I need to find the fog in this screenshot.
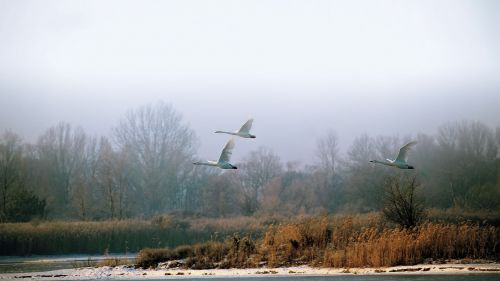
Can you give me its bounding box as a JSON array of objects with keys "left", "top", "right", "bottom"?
[{"left": 1, "top": 0, "right": 499, "bottom": 163}]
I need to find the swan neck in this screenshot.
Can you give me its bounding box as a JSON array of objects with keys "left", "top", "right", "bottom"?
[
  {"left": 194, "top": 161, "right": 217, "bottom": 166},
  {"left": 371, "top": 160, "right": 392, "bottom": 166},
  {"left": 215, "top": 131, "right": 235, "bottom": 135}
]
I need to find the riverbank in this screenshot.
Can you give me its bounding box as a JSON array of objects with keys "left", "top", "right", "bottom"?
[
  {"left": 135, "top": 219, "right": 499, "bottom": 269},
  {"left": 1, "top": 263, "right": 500, "bottom": 280}
]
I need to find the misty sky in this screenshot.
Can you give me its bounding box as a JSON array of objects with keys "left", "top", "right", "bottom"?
[{"left": 1, "top": 0, "right": 499, "bottom": 164}]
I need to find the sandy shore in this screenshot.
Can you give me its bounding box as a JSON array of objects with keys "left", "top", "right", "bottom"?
[{"left": 1, "top": 263, "right": 499, "bottom": 280}]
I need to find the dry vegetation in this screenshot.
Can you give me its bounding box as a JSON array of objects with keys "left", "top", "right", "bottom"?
[
  {"left": 136, "top": 236, "right": 258, "bottom": 269},
  {"left": 96, "top": 257, "right": 133, "bottom": 267},
  {"left": 427, "top": 208, "right": 500, "bottom": 225},
  {"left": 0, "top": 216, "right": 268, "bottom": 255},
  {"left": 2, "top": 212, "right": 498, "bottom": 269},
  {"left": 321, "top": 221, "right": 498, "bottom": 267},
  {"left": 136, "top": 214, "right": 499, "bottom": 269}
]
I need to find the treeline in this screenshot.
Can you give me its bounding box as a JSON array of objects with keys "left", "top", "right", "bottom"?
[{"left": 1, "top": 102, "right": 499, "bottom": 222}]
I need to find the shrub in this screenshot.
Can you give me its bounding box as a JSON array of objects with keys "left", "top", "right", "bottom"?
[
  {"left": 382, "top": 175, "right": 426, "bottom": 228},
  {"left": 136, "top": 248, "right": 173, "bottom": 268}
]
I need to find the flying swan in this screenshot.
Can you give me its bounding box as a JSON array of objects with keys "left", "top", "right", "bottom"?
[
  {"left": 193, "top": 138, "right": 238, "bottom": 169},
  {"left": 369, "top": 141, "right": 417, "bottom": 169},
  {"left": 215, "top": 118, "right": 256, "bottom": 138}
]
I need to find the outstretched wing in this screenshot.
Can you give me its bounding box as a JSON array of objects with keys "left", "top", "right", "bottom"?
[
  {"left": 218, "top": 138, "right": 236, "bottom": 163},
  {"left": 395, "top": 141, "right": 417, "bottom": 163},
  {"left": 237, "top": 118, "right": 253, "bottom": 134}
]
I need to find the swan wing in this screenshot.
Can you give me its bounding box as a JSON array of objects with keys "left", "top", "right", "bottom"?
[
  {"left": 395, "top": 141, "right": 417, "bottom": 163},
  {"left": 237, "top": 118, "right": 253, "bottom": 134},
  {"left": 218, "top": 138, "right": 236, "bottom": 163}
]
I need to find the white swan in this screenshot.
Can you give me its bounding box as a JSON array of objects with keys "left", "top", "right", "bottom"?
[
  {"left": 215, "top": 118, "right": 256, "bottom": 138},
  {"left": 370, "top": 141, "right": 417, "bottom": 169},
  {"left": 193, "top": 138, "right": 238, "bottom": 169}
]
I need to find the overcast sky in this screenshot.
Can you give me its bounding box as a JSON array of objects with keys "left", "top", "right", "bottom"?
[{"left": 1, "top": 0, "right": 499, "bottom": 163}]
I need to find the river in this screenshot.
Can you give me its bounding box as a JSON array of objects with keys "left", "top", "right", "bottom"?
[
  {"left": 0, "top": 256, "right": 499, "bottom": 281},
  {"left": 0, "top": 254, "right": 136, "bottom": 273}
]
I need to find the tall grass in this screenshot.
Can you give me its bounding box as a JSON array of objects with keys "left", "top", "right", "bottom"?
[
  {"left": 427, "top": 208, "right": 500, "bottom": 225},
  {"left": 323, "top": 222, "right": 498, "bottom": 267},
  {"left": 263, "top": 216, "right": 499, "bottom": 268},
  {"left": 136, "top": 214, "right": 499, "bottom": 269},
  {"left": 2, "top": 212, "right": 498, "bottom": 268},
  {"left": 0, "top": 216, "right": 267, "bottom": 255}
]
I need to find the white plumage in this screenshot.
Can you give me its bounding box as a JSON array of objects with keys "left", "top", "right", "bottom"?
[
  {"left": 193, "top": 138, "right": 238, "bottom": 169},
  {"left": 215, "top": 118, "right": 256, "bottom": 139},
  {"left": 370, "top": 141, "right": 417, "bottom": 169}
]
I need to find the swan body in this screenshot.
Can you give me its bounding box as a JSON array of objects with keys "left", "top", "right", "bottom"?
[
  {"left": 215, "top": 118, "right": 256, "bottom": 138},
  {"left": 193, "top": 138, "right": 237, "bottom": 169},
  {"left": 369, "top": 141, "right": 417, "bottom": 169}
]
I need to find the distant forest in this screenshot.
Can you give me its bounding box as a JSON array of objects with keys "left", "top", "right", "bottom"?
[{"left": 1, "top": 102, "right": 499, "bottom": 222}]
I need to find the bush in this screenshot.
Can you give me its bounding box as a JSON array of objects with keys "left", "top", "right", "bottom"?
[
  {"left": 4, "top": 188, "right": 45, "bottom": 222},
  {"left": 135, "top": 235, "right": 258, "bottom": 269},
  {"left": 136, "top": 248, "right": 174, "bottom": 268},
  {"left": 383, "top": 175, "right": 426, "bottom": 228}
]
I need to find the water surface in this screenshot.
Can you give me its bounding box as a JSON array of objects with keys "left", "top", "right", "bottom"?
[
  {"left": 0, "top": 254, "right": 135, "bottom": 273},
  {"left": 1, "top": 256, "right": 499, "bottom": 281},
  {"left": 148, "top": 276, "right": 500, "bottom": 281}
]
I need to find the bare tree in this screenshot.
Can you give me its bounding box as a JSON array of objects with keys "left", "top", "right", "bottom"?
[
  {"left": 36, "top": 122, "right": 87, "bottom": 216},
  {"left": 314, "top": 131, "right": 340, "bottom": 211},
  {"left": 95, "top": 137, "right": 118, "bottom": 219},
  {"left": 93, "top": 137, "right": 135, "bottom": 219},
  {"left": 114, "top": 146, "right": 135, "bottom": 219},
  {"left": 0, "top": 131, "right": 23, "bottom": 220},
  {"left": 71, "top": 135, "right": 100, "bottom": 220},
  {"left": 237, "top": 147, "right": 283, "bottom": 215},
  {"left": 496, "top": 126, "right": 500, "bottom": 152},
  {"left": 113, "top": 102, "right": 197, "bottom": 215},
  {"left": 201, "top": 173, "right": 240, "bottom": 217},
  {"left": 382, "top": 175, "right": 425, "bottom": 228},
  {"left": 316, "top": 131, "right": 339, "bottom": 176},
  {"left": 436, "top": 121, "right": 497, "bottom": 208},
  {"left": 343, "top": 135, "right": 387, "bottom": 211},
  {"left": 261, "top": 170, "right": 323, "bottom": 216},
  {"left": 260, "top": 177, "right": 283, "bottom": 215}
]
